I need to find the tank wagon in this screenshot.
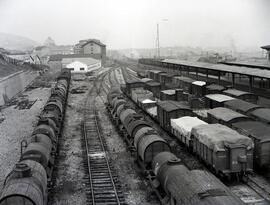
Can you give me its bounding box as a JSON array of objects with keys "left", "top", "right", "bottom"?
[
  {"left": 151, "top": 152, "right": 245, "bottom": 205},
  {"left": 107, "top": 87, "right": 246, "bottom": 205},
  {"left": 0, "top": 69, "right": 71, "bottom": 205}
]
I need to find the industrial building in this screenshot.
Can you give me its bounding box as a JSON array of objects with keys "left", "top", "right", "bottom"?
[
  {"left": 74, "top": 39, "right": 106, "bottom": 65},
  {"left": 48, "top": 54, "right": 101, "bottom": 73}
]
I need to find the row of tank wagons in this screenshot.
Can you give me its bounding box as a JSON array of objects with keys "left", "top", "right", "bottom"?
[
  {"left": 0, "top": 69, "right": 71, "bottom": 205},
  {"left": 106, "top": 87, "right": 245, "bottom": 205}
]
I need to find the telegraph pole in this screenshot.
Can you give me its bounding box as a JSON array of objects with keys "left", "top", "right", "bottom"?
[{"left": 156, "top": 23, "right": 160, "bottom": 59}]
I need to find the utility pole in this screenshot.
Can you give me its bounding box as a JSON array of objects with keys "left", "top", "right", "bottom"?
[{"left": 156, "top": 23, "right": 160, "bottom": 59}]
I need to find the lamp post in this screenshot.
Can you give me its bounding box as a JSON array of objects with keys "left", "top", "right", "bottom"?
[{"left": 156, "top": 19, "right": 168, "bottom": 59}]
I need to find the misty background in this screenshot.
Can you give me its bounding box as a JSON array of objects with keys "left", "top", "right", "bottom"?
[{"left": 0, "top": 0, "right": 269, "bottom": 52}]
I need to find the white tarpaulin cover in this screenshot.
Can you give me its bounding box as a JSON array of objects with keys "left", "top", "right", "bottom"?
[
  {"left": 142, "top": 99, "right": 156, "bottom": 104},
  {"left": 171, "top": 116, "right": 207, "bottom": 141},
  {"left": 191, "top": 124, "right": 254, "bottom": 151}
]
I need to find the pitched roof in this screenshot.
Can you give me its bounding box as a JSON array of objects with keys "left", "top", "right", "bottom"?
[
  {"left": 261, "top": 45, "right": 270, "bottom": 50},
  {"left": 157, "top": 100, "right": 190, "bottom": 112},
  {"left": 207, "top": 107, "right": 249, "bottom": 122},
  {"left": 205, "top": 94, "right": 235, "bottom": 103},
  {"left": 81, "top": 39, "right": 106, "bottom": 47}
]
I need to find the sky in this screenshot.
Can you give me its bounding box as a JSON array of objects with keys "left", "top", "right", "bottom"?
[{"left": 0, "top": 0, "right": 270, "bottom": 50}]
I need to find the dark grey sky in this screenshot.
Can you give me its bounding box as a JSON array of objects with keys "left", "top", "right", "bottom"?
[{"left": 0, "top": 0, "right": 269, "bottom": 49}]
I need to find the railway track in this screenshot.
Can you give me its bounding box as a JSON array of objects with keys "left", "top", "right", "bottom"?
[
  {"left": 117, "top": 66, "right": 270, "bottom": 205},
  {"left": 82, "top": 72, "right": 126, "bottom": 205}
]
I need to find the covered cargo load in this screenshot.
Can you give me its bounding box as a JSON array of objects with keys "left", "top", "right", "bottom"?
[
  {"left": 171, "top": 116, "right": 207, "bottom": 147},
  {"left": 191, "top": 124, "right": 253, "bottom": 174}
]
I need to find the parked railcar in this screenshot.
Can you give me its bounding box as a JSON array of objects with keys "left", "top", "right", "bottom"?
[
  {"left": 152, "top": 152, "right": 245, "bottom": 205},
  {"left": 207, "top": 107, "right": 250, "bottom": 126},
  {"left": 224, "top": 99, "right": 262, "bottom": 115},
  {"left": 232, "top": 120, "right": 270, "bottom": 167},
  {"left": 223, "top": 89, "right": 258, "bottom": 104},
  {"left": 250, "top": 108, "right": 270, "bottom": 125},
  {"left": 0, "top": 69, "right": 71, "bottom": 205},
  {"left": 191, "top": 124, "right": 254, "bottom": 176},
  {"left": 171, "top": 116, "right": 207, "bottom": 148}
]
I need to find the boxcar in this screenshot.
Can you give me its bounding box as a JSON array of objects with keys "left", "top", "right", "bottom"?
[
  {"left": 224, "top": 99, "right": 262, "bottom": 115},
  {"left": 250, "top": 108, "right": 270, "bottom": 125},
  {"left": 191, "top": 81, "right": 207, "bottom": 97},
  {"left": 145, "top": 81, "right": 161, "bottom": 98},
  {"left": 206, "top": 84, "right": 225, "bottom": 94},
  {"left": 191, "top": 124, "right": 253, "bottom": 175},
  {"left": 205, "top": 94, "right": 235, "bottom": 109},
  {"left": 223, "top": 89, "right": 258, "bottom": 104},
  {"left": 232, "top": 120, "right": 270, "bottom": 167},
  {"left": 157, "top": 100, "right": 193, "bottom": 131},
  {"left": 207, "top": 107, "right": 250, "bottom": 127},
  {"left": 160, "top": 89, "right": 176, "bottom": 101}
]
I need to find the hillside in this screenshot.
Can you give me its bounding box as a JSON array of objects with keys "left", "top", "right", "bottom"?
[{"left": 0, "top": 33, "right": 40, "bottom": 51}]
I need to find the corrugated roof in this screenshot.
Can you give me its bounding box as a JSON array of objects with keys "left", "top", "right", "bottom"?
[
  {"left": 224, "top": 99, "right": 262, "bottom": 113},
  {"left": 157, "top": 100, "right": 190, "bottom": 112},
  {"left": 205, "top": 94, "right": 235, "bottom": 103},
  {"left": 232, "top": 120, "right": 270, "bottom": 141},
  {"left": 207, "top": 107, "right": 249, "bottom": 122},
  {"left": 162, "top": 59, "right": 270, "bottom": 79},
  {"left": 223, "top": 89, "right": 251, "bottom": 97}
]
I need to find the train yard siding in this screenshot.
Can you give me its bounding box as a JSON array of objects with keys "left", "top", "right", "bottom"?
[
  {"left": 0, "top": 86, "right": 51, "bottom": 188},
  {"left": 0, "top": 70, "right": 39, "bottom": 106}
]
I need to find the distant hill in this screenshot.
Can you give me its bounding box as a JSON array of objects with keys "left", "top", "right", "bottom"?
[{"left": 0, "top": 33, "right": 40, "bottom": 51}]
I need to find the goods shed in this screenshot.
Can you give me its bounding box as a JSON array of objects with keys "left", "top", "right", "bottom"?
[
  {"left": 232, "top": 120, "right": 270, "bottom": 167},
  {"left": 205, "top": 94, "right": 235, "bottom": 108},
  {"left": 224, "top": 99, "right": 262, "bottom": 114},
  {"left": 157, "top": 100, "right": 193, "bottom": 131},
  {"left": 207, "top": 107, "right": 250, "bottom": 126}
]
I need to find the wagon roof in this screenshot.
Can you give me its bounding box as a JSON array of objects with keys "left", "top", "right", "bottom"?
[
  {"left": 207, "top": 107, "right": 249, "bottom": 122},
  {"left": 232, "top": 120, "right": 270, "bottom": 141},
  {"left": 250, "top": 108, "right": 270, "bottom": 123},
  {"left": 157, "top": 100, "right": 190, "bottom": 112},
  {"left": 191, "top": 124, "right": 253, "bottom": 151},
  {"left": 224, "top": 99, "right": 262, "bottom": 113},
  {"left": 205, "top": 94, "right": 235, "bottom": 103},
  {"left": 175, "top": 76, "right": 195, "bottom": 83},
  {"left": 145, "top": 81, "right": 161, "bottom": 86},
  {"left": 192, "top": 81, "right": 206, "bottom": 86},
  {"left": 206, "top": 84, "right": 225, "bottom": 91},
  {"left": 171, "top": 116, "right": 207, "bottom": 139},
  {"left": 149, "top": 70, "right": 165, "bottom": 74},
  {"left": 161, "top": 89, "right": 176, "bottom": 95},
  {"left": 140, "top": 78, "right": 153, "bottom": 83},
  {"left": 223, "top": 89, "right": 252, "bottom": 97}
]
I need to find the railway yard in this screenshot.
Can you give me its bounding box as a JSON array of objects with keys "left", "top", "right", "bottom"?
[{"left": 2, "top": 62, "right": 270, "bottom": 205}]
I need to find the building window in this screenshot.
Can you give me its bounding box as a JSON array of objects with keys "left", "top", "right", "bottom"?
[{"left": 80, "top": 67, "right": 85, "bottom": 71}]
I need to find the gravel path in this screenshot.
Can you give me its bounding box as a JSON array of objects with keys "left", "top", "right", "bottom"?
[
  {"left": 0, "top": 87, "right": 50, "bottom": 188},
  {"left": 49, "top": 75, "right": 89, "bottom": 205}
]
